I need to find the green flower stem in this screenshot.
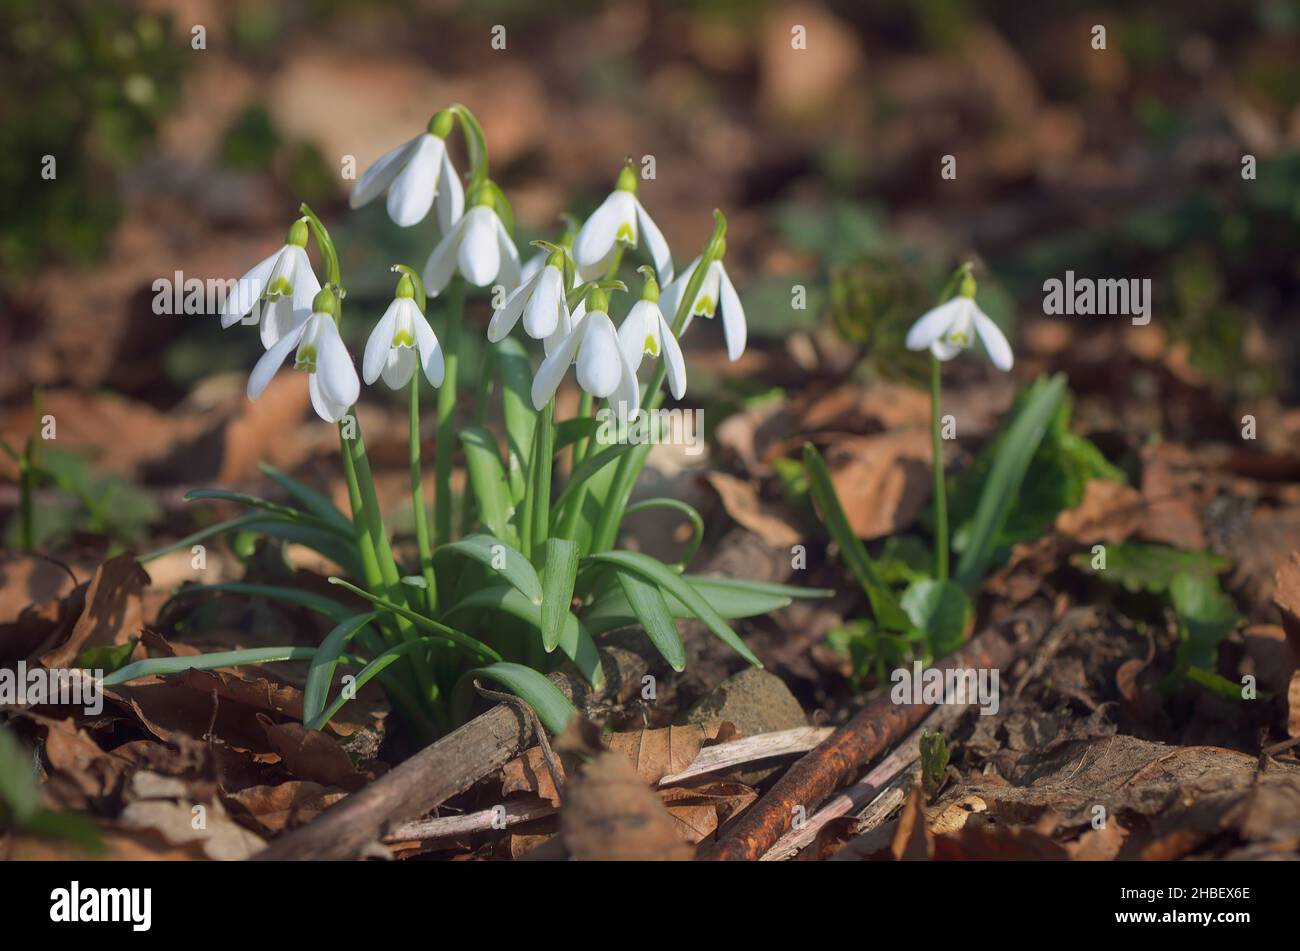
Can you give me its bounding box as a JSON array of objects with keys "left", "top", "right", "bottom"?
[
  {"left": 410, "top": 379, "right": 437, "bottom": 613},
  {"left": 520, "top": 399, "right": 556, "bottom": 558},
  {"left": 571, "top": 391, "right": 594, "bottom": 465},
  {"left": 930, "top": 353, "right": 949, "bottom": 582},
  {"left": 435, "top": 277, "right": 464, "bottom": 546}
]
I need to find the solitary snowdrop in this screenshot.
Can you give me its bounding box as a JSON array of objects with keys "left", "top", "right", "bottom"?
[
  {"left": 904, "top": 275, "right": 1013, "bottom": 371},
  {"left": 487, "top": 248, "right": 571, "bottom": 344},
  {"left": 661, "top": 253, "right": 746, "bottom": 362},
  {"left": 220, "top": 218, "right": 321, "bottom": 349},
  {"left": 574, "top": 166, "right": 672, "bottom": 284},
  {"left": 349, "top": 112, "right": 464, "bottom": 231},
  {"left": 423, "top": 193, "right": 520, "bottom": 295},
  {"left": 363, "top": 275, "right": 445, "bottom": 390},
  {"left": 248, "top": 289, "right": 359, "bottom": 423},
  {"left": 618, "top": 269, "right": 686, "bottom": 399},
  {"left": 531, "top": 289, "right": 639, "bottom": 413}
]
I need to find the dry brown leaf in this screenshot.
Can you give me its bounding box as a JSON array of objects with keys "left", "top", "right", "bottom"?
[
  {"left": 119, "top": 797, "right": 265, "bottom": 861},
  {"left": 501, "top": 745, "right": 566, "bottom": 807},
  {"left": 40, "top": 553, "right": 149, "bottom": 669},
  {"left": 658, "top": 780, "right": 757, "bottom": 844},
  {"left": 257, "top": 716, "right": 368, "bottom": 791},
  {"left": 605, "top": 721, "right": 730, "bottom": 785},
  {"left": 1139, "top": 445, "right": 1206, "bottom": 550},
  {"left": 1289, "top": 671, "right": 1300, "bottom": 739},
  {"left": 1274, "top": 552, "right": 1300, "bottom": 648},
  {"left": 1054, "top": 479, "right": 1143, "bottom": 544},
  {"left": 224, "top": 781, "right": 348, "bottom": 836},
  {"left": 704, "top": 472, "right": 802, "bottom": 547},
  {"left": 559, "top": 751, "right": 693, "bottom": 860},
  {"left": 1066, "top": 818, "right": 1129, "bottom": 861},
  {"left": 890, "top": 786, "right": 933, "bottom": 860},
  {"left": 822, "top": 430, "right": 932, "bottom": 539}
]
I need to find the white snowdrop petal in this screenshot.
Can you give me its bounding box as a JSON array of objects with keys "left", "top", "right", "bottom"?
[
  {"left": 435, "top": 148, "right": 465, "bottom": 236},
  {"left": 247, "top": 320, "right": 306, "bottom": 400},
  {"left": 315, "top": 318, "right": 360, "bottom": 409},
  {"left": 221, "top": 249, "right": 279, "bottom": 327},
  {"left": 635, "top": 199, "right": 673, "bottom": 284},
  {"left": 658, "top": 311, "right": 687, "bottom": 399},
  {"left": 309, "top": 373, "right": 350, "bottom": 423},
  {"left": 612, "top": 341, "right": 641, "bottom": 418},
  {"left": 459, "top": 207, "right": 500, "bottom": 287},
  {"left": 386, "top": 134, "right": 440, "bottom": 227},
  {"left": 381, "top": 347, "right": 418, "bottom": 390},
  {"left": 617, "top": 300, "right": 655, "bottom": 373},
  {"left": 350, "top": 135, "right": 419, "bottom": 209},
  {"left": 574, "top": 191, "right": 633, "bottom": 271},
  {"left": 532, "top": 322, "right": 584, "bottom": 409},
  {"left": 494, "top": 214, "right": 521, "bottom": 292},
  {"left": 973, "top": 308, "right": 1014, "bottom": 371},
  {"left": 906, "top": 298, "right": 964, "bottom": 350},
  {"left": 363, "top": 299, "right": 402, "bottom": 385},
  {"left": 423, "top": 215, "right": 468, "bottom": 296},
  {"left": 576, "top": 312, "right": 623, "bottom": 399},
  {"left": 522, "top": 266, "right": 563, "bottom": 339},
  {"left": 413, "top": 306, "right": 445, "bottom": 387},
  {"left": 717, "top": 263, "right": 746, "bottom": 362},
  {"left": 487, "top": 269, "right": 542, "bottom": 342},
  {"left": 930, "top": 338, "right": 963, "bottom": 361}
]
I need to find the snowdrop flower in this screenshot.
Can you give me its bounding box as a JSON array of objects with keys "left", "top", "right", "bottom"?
[
  {"left": 574, "top": 166, "right": 672, "bottom": 284},
  {"left": 661, "top": 252, "right": 746, "bottom": 362},
  {"left": 247, "top": 289, "right": 359, "bottom": 423},
  {"left": 220, "top": 218, "right": 321, "bottom": 349},
  {"left": 618, "top": 269, "right": 686, "bottom": 399},
  {"left": 362, "top": 274, "right": 445, "bottom": 390},
  {"left": 487, "top": 248, "right": 569, "bottom": 344},
  {"left": 349, "top": 112, "right": 464, "bottom": 231},
  {"left": 904, "top": 275, "right": 1012, "bottom": 371},
  {"left": 531, "top": 289, "right": 639, "bottom": 413},
  {"left": 422, "top": 191, "right": 520, "bottom": 295}
]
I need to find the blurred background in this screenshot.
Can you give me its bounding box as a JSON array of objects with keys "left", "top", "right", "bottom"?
[{"left": 2, "top": 0, "right": 1298, "bottom": 557}]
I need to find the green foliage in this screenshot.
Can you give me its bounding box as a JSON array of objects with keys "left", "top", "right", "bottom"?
[
  {"left": 900, "top": 579, "right": 972, "bottom": 658},
  {"left": 919, "top": 731, "right": 950, "bottom": 799},
  {"left": 1070, "top": 542, "right": 1228, "bottom": 594},
  {"left": 1170, "top": 573, "right": 1239, "bottom": 674}
]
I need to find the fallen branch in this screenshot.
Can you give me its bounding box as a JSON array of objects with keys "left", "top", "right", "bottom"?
[
  {"left": 759, "top": 703, "right": 965, "bottom": 860},
  {"left": 385, "top": 799, "right": 556, "bottom": 844},
  {"left": 701, "top": 600, "right": 1051, "bottom": 861}
]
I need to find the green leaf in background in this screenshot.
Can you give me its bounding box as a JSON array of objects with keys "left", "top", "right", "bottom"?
[
  {"left": 457, "top": 432, "right": 518, "bottom": 545},
  {"left": 1170, "top": 572, "right": 1239, "bottom": 672},
  {"left": 900, "top": 578, "right": 972, "bottom": 657},
  {"left": 453, "top": 662, "right": 577, "bottom": 736},
  {"left": 919, "top": 730, "right": 950, "bottom": 798},
  {"left": 104, "top": 646, "right": 317, "bottom": 687},
  {"left": 258, "top": 462, "right": 352, "bottom": 533},
  {"left": 496, "top": 337, "right": 536, "bottom": 502},
  {"left": 954, "top": 374, "right": 1069, "bottom": 590},
  {"left": 803, "top": 443, "right": 911, "bottom": 632},
  {"left": 74, "top": 637, "right": 138, "bottom": 675},
  {"left": 1070, "top": 542, "right": 1228, "bottom": 594},
  {"left": 166, "top": 582, "right": 353, "bottom": 622},
  {"left": 0, "top": 724, "right": 39, "bottom": 825},
  {"left": 438, "top": 534, "right": 541, "bottom": 604},
  {"left": 304, "top": 613, "right": 376, "bottom": 728}
]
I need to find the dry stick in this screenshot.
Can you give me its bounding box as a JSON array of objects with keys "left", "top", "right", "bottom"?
[
  {"left": 759, "top": 703, "right": 967, "bottom": 861},
  {"left": 701, "top": 600, "right": 1051, "bottom": 861},
  {"left": 659, "top": 726, "right": 834, "bottom": 786},
  {"left": 385, "top": 799, "right": 556, "bottom": 843}
]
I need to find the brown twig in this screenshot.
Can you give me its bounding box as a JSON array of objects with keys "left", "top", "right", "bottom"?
[{"left": 700, "top": 600, "right": 1051, "bottom": 861}]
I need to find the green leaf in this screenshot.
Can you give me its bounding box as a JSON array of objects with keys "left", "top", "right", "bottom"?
[
  {"left": 955, "top": 374, "right": 1068, "bottom": 590},
  {"left": 900, "top": 579, "right": 972, "bottom": 657},
  {"left": 554, "top": 417, "right": 602, "bottom": 451},
  {"left": 1184, "top": 666, "right": 1246, "bottom": 701},
  {"left": 237, "top": 517, "right": 365, "bottom": 578},
  {"left": 496, "top": 337, "right": 536, "bottom": 502},
  {"left": 919, "top": 731, "right": 949, "bottom": 798},
  {"left": 585, "top": 551, "right": 761, "bottom": 667},
  {"left": 327, "top": 578, "right": 502, "bottom": 662},
  {"left": 803, "top": 443, "right": 911, "bottom": 631},
  {"left": 541, "top": 539, "right": 579, "bottom": 653},
  {"left": 1071, "top": 542, "right": 1228, "bottom": 594},
  {"left": 103, "top": 646, "right": 317, "bottom": 687},
  {"left": 583, "top": 575, "right": 830, "bottom": 634},
  {"left": 305, "top": 637, "right": 441, "bottom": 731},
  {"left": 304, "top": 613, "right": 376, "bottom": 728},
  {"left": 552, "top": 442, "right": 638, "bottom": 517},
  {"left": 453, "top": 662, "right": 577, "bottom": 735},
  {"left": 458, "top": 430, "right": 517, "bottom": 544},
  {"left": 438, "top": 534, "right": 542, "bottom": 604},
  {"left": 445, "top": 585, "right": 603, "bottom": 688},
  {"left": 74, "top": 637, "right": 137, "bottom": 675},
  {"left": 0, "top": 725, "right": 39, "bottom": 824},
  {"left": 623, "top": 497, "right": 704, "bottom": 568},
  {"left": 185, "top": 488, "right": 348, "bottom": 535},
  {"left": 614, "top": 568, "right": 686, "bottom": 671},
  {"left": 137, "top": 512, "right": 266, "bottom": 564},
  {"left": 1171, "top": 572, "right": 1239, "bottom": 671},
  {"left": 167, "top": 582, "right": 353, "bottom": 621},
  {"left": 258, "top": 463, "right": 353, "bottom": 534}
]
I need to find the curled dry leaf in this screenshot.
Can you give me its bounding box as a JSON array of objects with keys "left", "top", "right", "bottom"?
[
  {"left": 822, "top": 429, "right": 933, "bottom": 540},
  {"left": 704, "top": 471, "right": 802, "bottom": 547},
  {"left": 558, "top": 749, "right": 694, "bottom": 861},
  {"left": 40, "top": 552, "right": 149, "bottom": 669},
  {"left": 1054, "top": 479, "right": 1143, "bottom": 544},
  {"left": 256, "top": 715, "right": 370, "bottom": 791},
  {"left": 224, "top": 781, "right": 348, "bottom": 836}
]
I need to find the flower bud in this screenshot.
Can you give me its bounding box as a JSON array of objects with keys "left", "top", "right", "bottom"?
[
  {"left": 427, "top": 109, "right": 455, "bottom": 139},
  {"left": 615, "top": 164, "right": 638, "bottom": 194},
  {"left": 286, "top": 218, "right": 310, "bottom": 248}
]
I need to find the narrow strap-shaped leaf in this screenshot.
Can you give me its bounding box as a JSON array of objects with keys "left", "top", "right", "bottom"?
[
  {"left": 802, "top": 443, "right": 911, "bottom": 632},
  {"left": 328, "top": 578, "right": 502, "bottom": 662},
  {"left": 104, "top": 646, "right": 316, "bottom": 687},
  {"left": 437, "top": 534, "right": 543, "bottom": 604},
  {"left": 458, "top": 428, "right": 517, "bottom": 544},
  {"left": 236, "top": 517, "right": 365, "bottom": 579},
  {"left": 184, "top": 488, "right": 350, "bottom": 536},
  {"left": 496, "top": 337, "right": 536, "bottom": 503},
  {"left": 614, "top": 567, "right": 686, "bottom": 671},
  {"left": 137, "top": 512, "right": 265, "bottom": 564},
  {"left": 258, "top": 463, "right": 353, "bottom": 534},
  {"left": 541, "top": 538, "right": 580, "bottom": 653},
  {"left": 585, "top": 551, "right": 761, "bottom": 667},
  {"left": 452, "top": 662, "right": 577, "bottom": 735},
  {"left": 623, "top": 497, "right": 705, "bottom": 568},
  {"left": 551, "top": 441, "right": 638, "bottom": 518},
  {"left": 445, "top": 586, "right": 603, "bottom": 689},
  {"left": 304, "top": 612, "right": 376, "bottom": 727},
  {"left": 166, "top": 582, "right": 352, "bottom": 621},
  {"left": 955, "top": 374, "right": 1066, "bottom": 590},
  {"left": 554, "top": 417, "right": 602, "bottom": 451},
  {"left": 305, "top": 636, "right": 443, "bottom": 731}
]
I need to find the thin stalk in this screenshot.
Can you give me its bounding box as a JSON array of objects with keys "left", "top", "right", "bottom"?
[
  {"left": 435, "top": 277, "right": 465, "bottom": 546},
  {"left": 530, "top": 399, "right": 556, "bottom": 559},
  {"left": 571, "top": 392, "right": 594, "bottom": 466},
  {"left": 930, "top": 354, "right": 949, "bottom": 581},
  {"left": 410, "top": 379, "right": 437, "bottom": 613}
]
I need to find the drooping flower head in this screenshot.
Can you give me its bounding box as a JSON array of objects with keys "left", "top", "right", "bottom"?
[
  {"left": 487, "top": 246, "right": 571, "bottom": 346},
  {"left": 349, "top": 110, "right": 464, "bottom": 232},
  {"left": 363, "top": 271, "right": 445, "bottom": 390},
  {"left": 574, "top": 165, "right": 672, "bottom": 284},
  {"left": 220, "top": 217, "right": 321, "bottom": 349},
  {"left": 247, "top": 287, "right": 360, "bottom": 423},
  {"left": 531, "top": 286, "right": 639, "bottom": 414},
  {"left": 661, "top": 247, "right": 746, "bottom": 362},
  {"left": 905, "top": 271, "right": 1013, "bottom": 371},
  {"left": 422, "top": 183, "right": 520, "bottom": 296},
  {"left": 618, "top": 267, "right": 686, "bottom": 399}
]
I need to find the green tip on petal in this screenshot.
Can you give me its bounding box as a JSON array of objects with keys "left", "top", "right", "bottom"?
[
  {"left": 615, "top": 164, "right": 639, "bottom": 194},
  {"left": 637, "top": 265, "right": 659, "bottom": 302},
  {"left": 286, "top": 218, "right": 310, "bottom": 248},
  {"left": 428, "top": 109, "right": 455, "bottom": 138},
  {"left": 294, "top": 343, "right": 318, "bottom": 373},
  {"left": 395, "top": 273, "right": 417, "bottom": 299},
  {"left": 311, "top": 287, "right": 339, "bottom": 317},
  {"left": 393, "top": 328, "right": 416, "bottom": 348},
  {"left": 587, "top": 287, "right": 610, "bottom": 313},
  {"left": 959, "top": 272, "right": 978, "bottom": 299},
  {"left": 644, "top": 333, "right": 659, "bottom": 356}
]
